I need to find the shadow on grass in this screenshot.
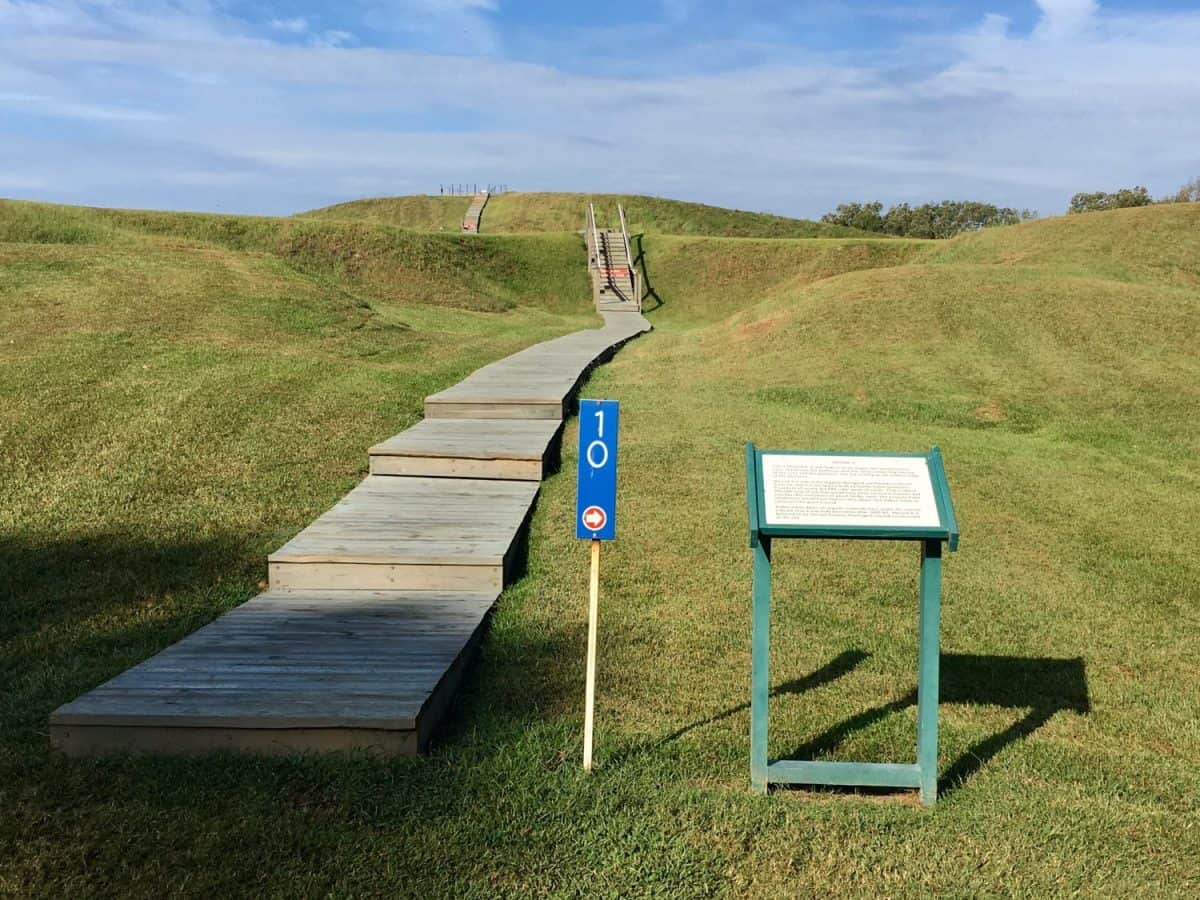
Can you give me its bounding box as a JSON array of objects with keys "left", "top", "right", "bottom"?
[
  {"left": 632, "top": 233, "right": 663, "bottom": 312},
  {"left": 0, "top": 532, "right": 261, "bottom": 729},
  {"left": 0, "top": 532, "right": 257, "bottom": 641},
  {"left": 779, "top": 653, "right": 1090, "bottom": 800},
  {"left": 604, "top": 649, "right": 870, "bottom": 765}
]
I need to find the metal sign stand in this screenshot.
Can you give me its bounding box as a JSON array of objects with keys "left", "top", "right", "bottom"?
[{"left": 745, "top": 443, "right": 959, "bottom": 807}]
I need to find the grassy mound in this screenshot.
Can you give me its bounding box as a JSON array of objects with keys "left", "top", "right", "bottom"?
[
  {"left": 302, "top": 194, "right": 471, "bottom": 232},
  {"left": 0, "top": 200, "right": 590, "bottom": 314},
  {"left": 3, "top": 196, "right": 1199, "bottom": 895},
  {"left": 523, "top": 203, "right": 1199, "bottom": 891},
  {"left": 930, "top": 201, "right": 1200, "bottom": 288},
  {"left": 304, "top": 191, "right": 879, "bottom": 238},
  {"left": 637, "top": 234, "right": 928, "bottom": 325}
]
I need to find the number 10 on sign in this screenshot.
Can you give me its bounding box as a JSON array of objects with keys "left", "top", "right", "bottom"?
[{"left": 576, "top": 399, "right": 618, "bottom": 771}]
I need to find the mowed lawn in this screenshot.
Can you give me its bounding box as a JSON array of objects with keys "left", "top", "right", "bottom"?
[{"left": 3, "top": 200, "right": 1199, "bottom": 896}]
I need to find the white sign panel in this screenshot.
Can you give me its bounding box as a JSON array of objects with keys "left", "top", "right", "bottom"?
[{"left": 760, "top": 454, "right": 940, "bottom": 529}]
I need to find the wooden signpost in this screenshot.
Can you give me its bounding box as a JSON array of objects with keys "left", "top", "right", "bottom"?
[
  {"left": 745, "top": 444, "right": 959, "bottom": 807},
  {"left": 577, "top": 400, "right": 619, "bottom": 771}
]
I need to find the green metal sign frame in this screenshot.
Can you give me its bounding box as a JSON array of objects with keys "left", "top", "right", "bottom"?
[{"left": 745, "top": 443, "right": 959, "bottom": 807}]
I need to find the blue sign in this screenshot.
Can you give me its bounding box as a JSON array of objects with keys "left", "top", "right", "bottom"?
[{"left": 575, "top": 399, "right": 619, "bottom": 540}]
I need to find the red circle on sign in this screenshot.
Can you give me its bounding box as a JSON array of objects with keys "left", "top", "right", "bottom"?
[{"left": 581, "top": 505, "right": 608, "bottom": 531}]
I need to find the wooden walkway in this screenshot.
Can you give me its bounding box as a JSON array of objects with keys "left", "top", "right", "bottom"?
[
  {"left": 50, "top": 231, "right": 650, "bottom": 757},
  {"left": 462, "top": 191, "right": 488, "bottom": 232}
]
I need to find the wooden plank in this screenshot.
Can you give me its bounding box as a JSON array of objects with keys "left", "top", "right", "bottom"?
[
  {"left": 50, "top": 589, "right": 498, "bottom": 753},
  {"left": 268, "top": 475, "right": 538, "bottom": 575},
  {"left": 50, "top": 724, "right": 419, "bottom": 757},
  {"left": 423, "top": 312, "right": 650, "bottom": 419},
  {"left": 370, "top": 455, "right": 540, "bottom": 480},
  {"left": 369, "top": 418, "right": 560, "bottom": 465},
  {"left": 269, "top": 561, "right": 504, "bottom": 592}
]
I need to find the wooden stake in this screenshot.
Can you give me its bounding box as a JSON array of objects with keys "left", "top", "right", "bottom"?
[{"left": 583, "top": 538, "right": 600, "bottom": 771}]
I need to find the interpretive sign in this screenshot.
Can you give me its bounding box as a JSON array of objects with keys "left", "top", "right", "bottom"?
[
  {"left": 746, "top": 444, "right": 959, "bottom": 807},
  {"left": 760, "top": 454, "right": 940, "bottom": 529}
]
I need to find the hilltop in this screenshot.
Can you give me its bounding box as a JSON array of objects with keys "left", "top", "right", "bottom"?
[{"left": 303, "top": 191, "right": 880, "bottom": 238}]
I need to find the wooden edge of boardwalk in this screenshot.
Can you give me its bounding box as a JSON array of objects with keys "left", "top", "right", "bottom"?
[
  {"left": 49, "top": 247, "right": 652, "bottom": 758},
  {"left": 50, "top": 591, "right": 499, "bottom": 757}
]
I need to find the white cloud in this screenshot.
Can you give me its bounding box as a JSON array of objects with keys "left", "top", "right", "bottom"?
[
  {"left": 0, "top": 1, "right": 1197, "bottom": 217},
  {"left": 1034, "top": 0, "right": 1098, "bottom": 38},
  {"left": 0, "top": 90, "right": 169, "bottom": 121},
  {"left": 269, "top": 17, "right": 309, "bottom": 35}
]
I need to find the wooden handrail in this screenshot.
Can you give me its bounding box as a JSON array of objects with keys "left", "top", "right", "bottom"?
[
  {"left": 588, "top": 203, "right": 601, "bottom": 270},
  {"left": 618, "top": 204, "right": 641, "bottom": 311}
]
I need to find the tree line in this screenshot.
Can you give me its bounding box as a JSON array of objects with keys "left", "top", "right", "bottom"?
[
  {"left": 1068, "top": 177, "right": 1200, "bottom": 214},
  {"left": 820, "top": 200, "right": 1036, "bottom": 239},
  {"left": 821, "top": 176, "right": 1199, "bottom": 238}
]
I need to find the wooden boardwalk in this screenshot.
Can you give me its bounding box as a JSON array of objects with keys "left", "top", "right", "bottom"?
[
  {"left": 268, "top": 475, "right": 539, "bottom": 593},
  {"left": 52, "top": 591, "right": 496, "bottom": 756},
  {"left": 462, "top": 191, "right": 488, "bottom": 232},
  {"left": 50, "top": 227, "right": 650, "bottom": 757},
  {"left": 369, "top": 418, "right": 562, "bottom": 480}
]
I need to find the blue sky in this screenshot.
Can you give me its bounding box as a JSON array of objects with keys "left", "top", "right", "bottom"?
[{"left": 1, "top": 1, "right": 1198, "bottom": 218}]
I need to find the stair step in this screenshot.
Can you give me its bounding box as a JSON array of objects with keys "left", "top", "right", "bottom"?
[
  {"left": 49, "top": 589, "right": 499, "bottom": 757},
  {"left": 268, "top": 476, "right": 539, "bottom": 592},
  {"left": 369, "top": 418, "right": 562, "bottom": 480}
]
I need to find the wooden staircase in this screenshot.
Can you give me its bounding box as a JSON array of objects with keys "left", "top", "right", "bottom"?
[
  {"left": 587, "top": 203, "right": 641, "bottom": 311},
  {"left": 462, "top": 191, "right": 488, "bottom": 232},
  {"left": 50, "top": 227, "right": 651, "bottom": 758}
]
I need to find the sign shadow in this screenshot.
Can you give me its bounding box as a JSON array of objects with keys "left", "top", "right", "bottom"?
[
  {"left": 781, "top": 653, "right": 1090, "bottom": 800},
  {"left": 608, "top": 649, "right": 870, "bottom": 764}
]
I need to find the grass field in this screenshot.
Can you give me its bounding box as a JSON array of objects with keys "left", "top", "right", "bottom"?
[
  {"left": 305, "top": 191, "right": 880, "bottom": 239},
  {"left": 2, "top": 198, "right": 1199, "bottom": 896}
]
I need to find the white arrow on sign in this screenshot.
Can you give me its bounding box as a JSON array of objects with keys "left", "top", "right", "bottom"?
[{"left": 581, "top": 505, "right": 607, "bottom": 531}]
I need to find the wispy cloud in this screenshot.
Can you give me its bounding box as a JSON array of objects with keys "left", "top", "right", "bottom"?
[
  {"left": 269, "top": 17, "right": 309, "bottom": 35},
  {"left": 363, "top": 0, "right": 500, "bottom": 54},
  {"left": 0, "top": 1, "right": 1197, "bottom": 217}
]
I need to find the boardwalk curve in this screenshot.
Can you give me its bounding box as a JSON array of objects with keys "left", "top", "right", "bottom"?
[{"left": 51, "top": 224, "right": 650, "bottom": 757}]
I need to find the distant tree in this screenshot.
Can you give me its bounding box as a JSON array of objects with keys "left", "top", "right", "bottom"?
[
  {"left": 820, "top": 201, "right": 885, "bottom": 233},
  {"left": 1068, "top": 186, "right": 1153, "bottom": 214},
  {"left": 823, "top": 199, "right": 1034, "bottom": 238},
  {"left": 1170, "top": 177, "right": 1200, "bottom": 203}
]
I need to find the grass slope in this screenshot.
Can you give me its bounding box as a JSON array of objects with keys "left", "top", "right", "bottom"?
[
  {"left": 637, "top": 234, "right": 928, "bottom": 324},
  {"left": 0, "top": 198, "right": 600, "bottom": 895},
  {"left": 3, "top": 199, "right": 1200, "bottom": 896},
  {"left": 304, "top": 191, "right": 879, "bottom": 238},
  {"left": 0, "top": 199, "right": 591, "bottom": 315},
  {"left": 302, "top": 194, "right": 471, "bottom": 232}
]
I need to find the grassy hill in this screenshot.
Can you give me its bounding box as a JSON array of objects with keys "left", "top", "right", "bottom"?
[
  {"left": 3, "top": 197, "right": 1199, "bottom": 895},
  {"left": 636, "top": 233, "right": 928, "bottom": 323},
  {"left": 304, "top": 191, "right": 879, "bottom": 238},
  {"left": 303, "top": 194, "right": 472, "bottom": 232},
  {"left": 0, "top": 198, "right": 596, "bottom": 896},
  {"left": 518, "top": 202, "right": 1200, "bottom": 892},
  {"left": 0, "top": 199, "right": 590, "bottom": 314}
]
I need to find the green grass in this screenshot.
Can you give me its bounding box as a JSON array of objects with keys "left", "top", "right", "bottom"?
[
  {"left": 637, "top": 233, "right": 928, "bottom": 324},
  {"left": 304, "top": 191, "right": 881, "bottom": 238},
  {"left": 302, "top": 194, "right": 472, "bottom": 233},
  {"left": 0, "top": 199, "right": 591, "bottom": 314},
  {"left": 3, "top": 198, "right": 1200, "bottom": 896}
]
